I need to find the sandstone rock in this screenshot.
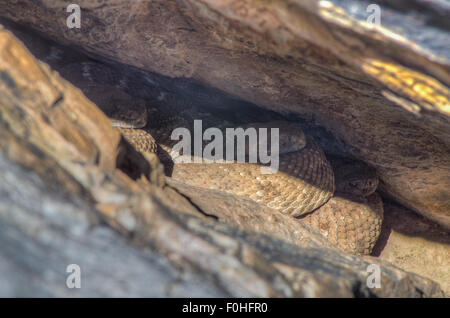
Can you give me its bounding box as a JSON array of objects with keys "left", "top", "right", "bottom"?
[
  {"left": 374, "top": 200, "right": 450, "bottom": 296},
  {"left": 0, "top": 22, "right": 446, "bottom": 297},
  {"left": 0, "top": 0, "right": 448, "bottom": 230}
]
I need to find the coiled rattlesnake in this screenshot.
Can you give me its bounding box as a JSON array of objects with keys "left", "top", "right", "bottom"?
[{"left": 59, "top": 61, "right": 383, "bottom": 255}]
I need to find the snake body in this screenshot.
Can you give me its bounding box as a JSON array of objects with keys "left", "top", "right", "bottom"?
[
  {"left": 171, "top": 138, "right": 335, "bottom": 217},
  {"left": 300, "top": 158, "right": 383, "bottom": 255},
  {"left": 59, "top": 61, "right": 383, "bottom": 255}
]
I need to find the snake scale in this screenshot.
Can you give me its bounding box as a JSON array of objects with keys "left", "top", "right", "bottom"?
[{"left": 59, "top": 61, "right": 383, "bottom": 255}]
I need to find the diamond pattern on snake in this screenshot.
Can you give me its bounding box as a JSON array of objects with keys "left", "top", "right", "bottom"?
[{"left": 59, "top": 61, "right": 384, "bottom": 255}]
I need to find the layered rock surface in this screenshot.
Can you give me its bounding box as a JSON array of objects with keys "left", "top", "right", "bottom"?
[
  {"left": 0, "top": 0, "right": 449, "bottom": 297},
  {"left": 0, "top": 0, "right": 448, "bottom": 229}
]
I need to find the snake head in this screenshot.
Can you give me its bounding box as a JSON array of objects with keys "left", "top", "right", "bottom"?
[
  {"left": 278, "top": 122, "right": 307, "bottom": 154},
  {"left": 109, "top": 98, "right": 148, "bottom": 129},
  {"left": 75, "top": 83, "right": 149, "bottom": 129},
  {"left": 110, "top": 107, "right": 147, "bottom": 129},
  {"left": 240, "top": 121, "right": 307, "bottom": 155},
  {"left": 334, "top": 160, "right": 379, "bottom": 197}
]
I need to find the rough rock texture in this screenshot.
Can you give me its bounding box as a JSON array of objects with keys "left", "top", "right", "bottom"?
[
  {"left": 0, "top": 0, "right": 448, "bottom": 230},
  {"left": 373, "top": 201, "right": 450, "bottom": 296},
  {"left": 0, "top": 21, "right": 446, "bottom": 297},
  {"left": 0, "top": 21, "right": 383, "bottom": 257}
]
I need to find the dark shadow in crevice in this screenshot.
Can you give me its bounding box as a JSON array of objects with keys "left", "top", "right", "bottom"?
[
  {"left": 166, "top": 182, "right": 219, "bottom": 221},
  {"left": 371, "top": 196, "right": 450, "bottom": 257},
  {"left": 115, "top": 136, "right": 152, "bottom": 181},
  {"left": 6, "top": 16, "right": 448, "bottom": 258}
]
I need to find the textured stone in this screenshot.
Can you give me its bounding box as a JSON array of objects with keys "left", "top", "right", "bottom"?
[
  {"left": 374, "top": 201, "right": 450, "bottom": 296},
  {"left": 0, "top": 23, "right": 446, "bottom": 297},
  {"left": 0, "top": 0, "right": 448, "bottom": 229}
]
